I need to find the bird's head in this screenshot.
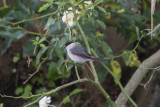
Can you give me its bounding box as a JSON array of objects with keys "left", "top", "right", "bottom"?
[{"left": 64, "top": 41, "right": 74, "bottom": 48}]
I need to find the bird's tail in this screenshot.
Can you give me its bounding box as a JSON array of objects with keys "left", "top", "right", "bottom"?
[
  {"left": 89, "top": 56, "right": 105, "bottom": 62},
  {"left": 92, "top": 58, "right": 105, "bottom": 61}
]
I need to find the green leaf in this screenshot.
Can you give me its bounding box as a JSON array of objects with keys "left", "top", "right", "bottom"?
[
  {"left": 55, "top": 1, "right": 67, "bottom": 7},
  {"left": 47, "top": 62, "right": 59, "bottom": 80},
  {"left": 36, "top": 36, "right": 39, "bottom": 41},
  {"left": 22, "top": 84, "right": 32, "bottom": 97},
  {"left": 39, "top": 37, "right": 46, "bottom": 43},
  {"left": 95, "top": 0, "right": 103, "bottom": 4},
  {"left": 100, "top": 101, "right": 116, "bottom": 107},
  {"left": 57, "top": 16, "right": 61, "bottom": 30},
  {"left": 59, "top": 35, "right": 69, "bottom": 48},
  {"left": 36, "top": 47, "right": 48, "bottom": 64},
  {"left": 40, "top": 44, "right": 46, "bottom": 48},
  {"left": 97, "top": 6, "right": 106, "bottom": 13},
  {"left": 44, "top": 17, "right": 56, "bottom": 30},
  {"left": 96, "top": 20, "right": 106, "bottom": 29},
  {"left": 27, "top": 0, "right": 40, "bottom": 12},
  {"left": 1, "top": 39, "right": 12, "bottom": 54},
  {"left": 102, "top": 42, "right": 113, "bottom": 59},
  {"left": 40, "top": 0, "right": 53, "bottom": 4},
  {"left": 69, "top": 89, "right": 84, "bottom": 96},
  {"left": 15, "top": 0, "right": 30, "bottom": 14},
  {"left": 23, "top": 38, "right": 36, "bottom": 56},
  {"left": 15, "top": 87, "right": 23, "bottom": 95},
  {"left": 63, "top": 96, "right": 70, "bottom": 104},
  {"left": 0, "top": 28, "right": 27, "bottom": 39},
  {"left": 0, "top": 103, "right": 3, "bottom": 107},
  {"left": 121, "top": 105, "right": 126, "bottom": 107},
  {"left": 38, "top": 3, "right": 50, "bottom": 12},
  {"left": 0, "top": 7, "right": 12, "bottom": 18},
  {"left": 13, "top": 53, "right": 20, "bottom": 63}
]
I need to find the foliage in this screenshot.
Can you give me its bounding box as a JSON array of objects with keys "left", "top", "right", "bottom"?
[{"left": 0, "top": 0, "right": 160, "bottom": 106}]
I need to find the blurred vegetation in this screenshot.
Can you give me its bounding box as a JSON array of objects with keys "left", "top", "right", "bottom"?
[{"left": 0, "top": 0, "right": 160, "bottom": 107}]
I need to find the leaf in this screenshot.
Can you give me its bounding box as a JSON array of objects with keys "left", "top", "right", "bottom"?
[
  {"left": 38, "top": 3, "right": 50, "bottom": 12},
  {"left": 39, "top": 37, "right": 46, "bottom": 43},
  {"left": 27, "top": 0, "right": 40, "bottom": 12},
  {"left": 36, "top": 36, "right": 39, "bottom": 41},
  {"left": 36, "top": 47, "right": 48, "bottom": 64},
  {"left": 63, "top": 96, "right": 70, "bottom": 104},
  {"left": 69, "top": 89, "right": 84, "bottom": 96},
  {"left": 102, "top": 42, "right": 113, "bottom": 60},
  {"left": 95, "top": 0, "right": 103, "bottom": 4},
  {"left": 0, "top": 28, "right": 27, "bottom": 39},
  {"left": 1, "top": 39, "right": 12, "bottom": 54},
  {"left": 111, "top": 60, "right": 121, "bottom": 84},
  {"left": 15, "top": 87, "right": 23, "bottom": 95},
  {"left": 23, "top": 38, "right": 36, "bottom": 56},
  {"left": 122, "top": 51, "right": 141, "bottom": 67},
  {"left": 0, "top": 103, "right": 3, "bottom": 107},
  {"left": 15, "top": 0, "right": 30, "bottom": 14},
  {"left": 22, "top": 84, "right": 32, "bottom": 97},
  {"left": 47, "top": 62, "right": 59, "bottom": 80},
  {"left": 13, "top": 53, "right": 20, "bottom": 63},
  {"left": 100, "top": 101, "right": 116, "bottom": 107},
  {"left": 40, "top": 44, "right": 46, "bottom": 48},
  {"left": 0, "top": 7, "right": 12, "bottom": 18},
  {"left": 57, "top": 16, "right": 61, "bottom": 30},
  {"left": 96, "top": 20, "right": 106, "bottom": 29},
  {"left": 97, "top": 6, "right": 106, "bottom": 13},
  {"left": 44, "top": 17, "right": 56, "bottom": 30},
  {"left": 59, "top": 35, "right": 69, "bottom": 48}
]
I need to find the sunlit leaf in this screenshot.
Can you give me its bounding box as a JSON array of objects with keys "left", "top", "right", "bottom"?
[
  {"left": 38, "top": 3, "right": 50, "bottom": 12},
  {"left": 13, "top": 53, "right": 20, "bottom": 63},
  {"left": 0, "top": 103, "right": 3, "bottom": 107},
  {"left": 15, "top": 87, "right": 23, "bottom": 95},
  {"left": 122, "top": 51, "right": 141, "bottom": 67},
  {"left": 69, "top": 89, "right": 84, "bottom": 96},
  {"left": 63, "top": 96, "right": 70, "bottom": 104},
  {"left": 111, "top": 60, "right": 121, "bottom": 84},
  {"left": 39, "top": 37, "right": 46, "bottom": 43}
]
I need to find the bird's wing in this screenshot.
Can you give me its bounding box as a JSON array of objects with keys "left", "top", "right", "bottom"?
[{"left": 70, "top": 45, "right": 91, "bottom": 58}]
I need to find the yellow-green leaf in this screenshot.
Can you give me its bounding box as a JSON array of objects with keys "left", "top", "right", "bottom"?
[
  {"left": 122, "top": 51, "right": 141, "bottom": 67},
  {"left": 111, "top": 60, "right": 121, "bottom": 84}
]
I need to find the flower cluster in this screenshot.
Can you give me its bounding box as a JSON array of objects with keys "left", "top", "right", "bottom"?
[
  {"left": 39, "top": 96, "right": 51, "bottom": 107},
  {"left": 62, "top": 1, "right": 94, "bottom": 27}
]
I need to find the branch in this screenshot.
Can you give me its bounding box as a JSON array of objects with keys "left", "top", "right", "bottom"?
[
  {"left": 91, "top": 49, "right": 137, "bottom": 107},
  {"left": 24, "top": 78, "right": 88, "bottom": 107},
  {"left": 115, "top": 50, "right": 160, "bottom": 107}
]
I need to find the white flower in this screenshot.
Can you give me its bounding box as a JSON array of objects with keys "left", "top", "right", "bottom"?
[
  {"left": 62, "top": 7, "right": 80, "bottom": 27},
  {"left": 39, "top": 96, "right": 51, "bottom": 107}
]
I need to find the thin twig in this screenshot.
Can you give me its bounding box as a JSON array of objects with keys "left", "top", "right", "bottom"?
[{"left": 23, "top": 57, "right": 48, "bottom": 84}]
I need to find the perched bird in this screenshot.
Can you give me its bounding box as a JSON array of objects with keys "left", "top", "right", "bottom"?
[{"left": 64, "top": 41, "right": 104, "bottom": 63}]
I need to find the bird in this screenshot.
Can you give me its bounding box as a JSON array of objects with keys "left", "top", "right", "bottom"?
[{"left": 64, "top": 41, "right": 104, "bottom": 63}]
